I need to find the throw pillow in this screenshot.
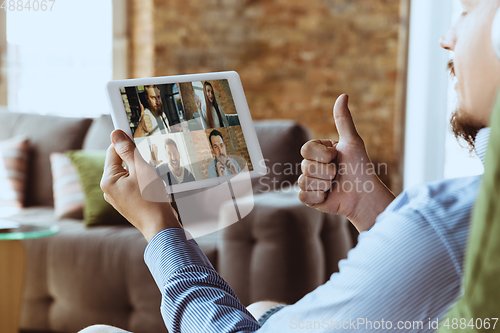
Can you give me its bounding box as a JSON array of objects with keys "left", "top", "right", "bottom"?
[
  {"left": 50, "top": 153, "right": 85, "bottom": 219},
  {"left": 66, "top": 150, "right": 128, "bottom": 226},
  {"left": 0, "top": 136, "right": 29, "bottom": 215}
]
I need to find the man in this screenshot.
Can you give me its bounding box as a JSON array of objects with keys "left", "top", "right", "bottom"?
[
  {"left": 206, "top": 129, "right": 242, "bottom": 178},
  {"left": 90, "top": 0, "right": 500, "bottom": 332},
  {"left": 134, "top": 85, "right": 170, "bottom": 137},
  {"left": 151, "top": 139, "right": 196, "bottom": 185}
]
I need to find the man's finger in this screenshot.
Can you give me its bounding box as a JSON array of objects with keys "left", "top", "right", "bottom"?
[
  {"left": 111, "top": 130, "right": 136, "bottom": 169},
  {"left": 101, "top": 144, "right": 128, "bottom": 194},
  {"left": 298, "top": 190, "right": 327, "bottom": 206},
  {"left": 333, "top": 94, "right": 361, "bottom": 143},
  {"left": 301, "top": 160, "right": 337, "bottom": 180},
  {"left": 103, "top": 144, "right": 125, "bottom": 178},
  {"left": 301, "top": 139, "right": 338, "bottom": 163},
  {"left": 298, "top": 175, "right": 332, "bottom": 192}
]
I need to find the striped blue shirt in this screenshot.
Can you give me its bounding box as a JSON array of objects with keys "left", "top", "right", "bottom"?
[{"left": 144, "top": 128, "right": 490, "bottom": 333}]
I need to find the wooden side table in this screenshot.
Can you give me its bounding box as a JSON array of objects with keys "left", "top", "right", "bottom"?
[{"left": 0, "top": 224, "right": 58, "bottom": 333}]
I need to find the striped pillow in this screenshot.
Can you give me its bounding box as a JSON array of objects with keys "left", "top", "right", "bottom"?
[
  {"left": 0, "top": 136, "right": 29, "bottom": 215},
  {"left": 50, "top": 152, "right": 85, "bottom": 219}
]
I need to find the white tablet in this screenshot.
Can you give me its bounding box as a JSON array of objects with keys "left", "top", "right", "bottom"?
[{"left": 106, "top": 71, "right": 266, "bottom": 193}]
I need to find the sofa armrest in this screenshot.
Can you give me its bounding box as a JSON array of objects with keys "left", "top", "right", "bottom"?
[{"left": 217, "top": 188, "right": 353, "bottom": 306}]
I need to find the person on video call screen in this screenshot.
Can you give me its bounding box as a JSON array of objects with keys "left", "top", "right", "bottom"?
[
  {"left": 150, "top": 138, "right": 195, "bottom": 185},
  {"left": 199, "top": 81, "right": 231, "bottom": 129},
  {"left": 136, "top": 85, "right": 171, "bottom": 136},
  {"left": 207, "top": 129, "right": 242, "bottom": 178}
]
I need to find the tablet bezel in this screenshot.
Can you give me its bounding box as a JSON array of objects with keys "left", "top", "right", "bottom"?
[{"left": 106, "top": 71, "right": 267, "bottom": 194}]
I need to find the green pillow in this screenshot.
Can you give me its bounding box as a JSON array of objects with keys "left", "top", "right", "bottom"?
[
  {"left": 66, "top": 150, "right": 128, "bottom": 227},
  {"left": 438, "top": 94, "right": 500, "bottom": 332}
]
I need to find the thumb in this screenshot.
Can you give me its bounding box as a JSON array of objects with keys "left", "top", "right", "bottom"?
[
  {"left": 111, "top": 130, "right": 136, "bottom": 169},
  {"left": 333, "top": 94, "right": 360, "bottom": 142}
]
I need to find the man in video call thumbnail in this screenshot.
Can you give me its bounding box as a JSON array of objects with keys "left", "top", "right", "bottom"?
[
  {"left": 151, "top": 138, "right": 195, "bottom": 185},
  {"left": 136, "top": 85, "right": 171, "bottom": 136},
  {"left": 207, "top": 129, "right": 243, "bottom": 178}
]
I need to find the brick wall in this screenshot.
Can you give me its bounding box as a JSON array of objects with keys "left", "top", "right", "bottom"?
[
  {"left": 129, "top": 0, "right": 154, "bottom": 77},
  {"left": 230, "top": 126, "right": 253, "bottom": 171},
  {"left": 191, "top": 130, "right": 213, "bottom": 179},
  {"left": 128, "top": 0, "right": 409, "bottom": 192},
  {"left": 178, "top": 82, "right": 197, "bottom": 120}
]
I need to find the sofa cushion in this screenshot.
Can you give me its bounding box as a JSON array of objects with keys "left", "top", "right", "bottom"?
[
  {"left": 0, "top": 112, "right": 92, "bottom": 206},
  {"left": 66, "top": 150, "right": 128, "bottom": 226},
  {"left": 16, "top": 208, "right": 166, "bottom": 333},
  {"left": 50, "top": 153, "right": 85, "bottom": 220},
  {"left": 0, "top": 136, "right": 30, "bottom": 211},
  {"left": 83, "top": 115, "right": 114, "bottom": 150},
  {"left": 15, "top": 207, "right": 218, "bottom": 333}
]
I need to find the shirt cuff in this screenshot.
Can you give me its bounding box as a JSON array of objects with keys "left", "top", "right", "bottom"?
[{"left": 144, "top": 228, "right": 214, "bottom": 289}]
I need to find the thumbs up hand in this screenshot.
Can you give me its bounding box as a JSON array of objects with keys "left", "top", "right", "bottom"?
[{"left": 298, "top": 95, "right": 395, "bottom": 232}]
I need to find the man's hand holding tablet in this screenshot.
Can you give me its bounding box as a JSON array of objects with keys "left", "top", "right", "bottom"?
[{"left": 101, "top": 130, "right": 182, "bottom": 242}]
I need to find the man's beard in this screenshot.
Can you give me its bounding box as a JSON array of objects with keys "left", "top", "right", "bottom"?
[
  {"left": 448, "top": 60, "right": 485, "bottom": 152},
  {"left": 450, "top": 108, "right": 484, "bottom": 152},
  {"left": 150, "top": 104, "right": 162, "bottom": 117}
]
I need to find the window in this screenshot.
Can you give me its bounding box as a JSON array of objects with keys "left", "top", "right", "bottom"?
[
  {"left": 404, "top": 0, "right": 483, "bottom": 190},
  {"left": 6, "top": 0, "right": 112, "bottom": 117}
]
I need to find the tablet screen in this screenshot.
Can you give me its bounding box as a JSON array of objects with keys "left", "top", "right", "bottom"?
[{"left": 118, "top": 79, "right": 254, "bottom": 187}]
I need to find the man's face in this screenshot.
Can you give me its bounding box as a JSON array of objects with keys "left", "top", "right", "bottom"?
[
  {"left": 145, "top": 87, "right": 163, "bottom": 114},
  {"left": 210, "top": 135, "right": 226, "bottom": 157},
  {"left": 166, "top": 144, "right": 181, "bottom": 171},
  {"left": 440, "top": 0, "right": 500, "bottom": 145}
]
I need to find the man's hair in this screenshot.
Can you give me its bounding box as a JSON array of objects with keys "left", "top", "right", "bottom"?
[
  {"left": 165, "top": 138, "right": 178, "bottom": 152},
  {"left": 208, "top": 129, "right": 224, "bottom": 146},
  {"left": 144, "top": 85, "right": 159, "bottom": 97}
]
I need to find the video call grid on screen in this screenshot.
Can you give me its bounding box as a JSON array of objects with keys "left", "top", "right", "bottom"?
[{"left": 119, "top": 79, "right": 255, "bottom": 190}]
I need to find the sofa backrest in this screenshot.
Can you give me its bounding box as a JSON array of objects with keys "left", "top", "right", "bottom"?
[
  {"left": 252, "top": 120, "right": 310, "bottom": 193},
  {"left": 0, "top": 112, "right": 92, "bottom": 206}
]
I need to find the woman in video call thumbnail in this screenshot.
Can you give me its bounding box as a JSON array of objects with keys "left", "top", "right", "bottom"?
[{"left": 199, "top": 81, "right": 231, "bottom": 129}]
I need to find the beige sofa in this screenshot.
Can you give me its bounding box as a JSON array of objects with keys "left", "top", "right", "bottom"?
[{"left": 0, "top": 112, "right": 355, "bottom": 333}]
